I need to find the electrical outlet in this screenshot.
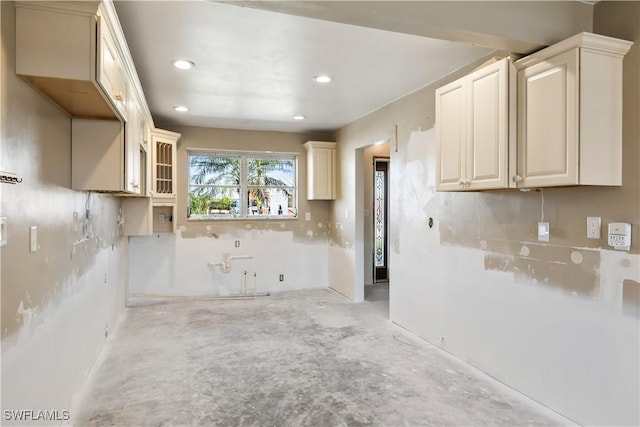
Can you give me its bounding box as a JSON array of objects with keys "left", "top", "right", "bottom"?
[
  {"left": 538, "top": 222, "right": 549, "bottom": 242},
  {"left": 279, "top": 274, "right": 284, "bottom": 282},
  {"left": 587, "top": 216, "right": 601, "bottom": 239},
  {"left": 0, "top": 217, "right": 7, "bottom": 247},
  {"left": 29, "top": 226, "right": 38, "bottom": 252}
]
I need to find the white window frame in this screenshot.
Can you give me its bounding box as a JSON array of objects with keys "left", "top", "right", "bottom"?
[{"left": 187, "top": 148, "right": 299, "bottom": 220}]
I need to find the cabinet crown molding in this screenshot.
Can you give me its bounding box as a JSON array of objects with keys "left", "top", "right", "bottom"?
[{"left": 515, "top": 32, "right": 633, "bottom": 70}]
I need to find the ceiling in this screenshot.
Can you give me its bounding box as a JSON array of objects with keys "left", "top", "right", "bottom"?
[{"left": 113, "top": 1, "right": 593, "bottom": 134}]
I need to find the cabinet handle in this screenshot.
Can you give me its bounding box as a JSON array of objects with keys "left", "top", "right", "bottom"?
[
  {"left": 114, "top": 93, "right": 123, "bottom": 101},
  {"left": 513, "top": 175, "right": 523, "bottom": 183},
  {"left": 458, "top": 180, "right": 465, "bottom": 186}
]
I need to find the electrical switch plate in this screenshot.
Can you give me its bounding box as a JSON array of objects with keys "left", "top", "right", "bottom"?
[
  {"left": 538, "top": 222, "right": 550, "bottom": 242},
  {"left": 0, "top": 217, "right": 7, "bottom": 247},
  {"left": 29, "top": 226, "right": 38, "bottom": 253},
  {"left": 587, "top": 216, "right": 601, "bottom": 239},
  {"left": 608, "top": 222, "right": 631, "bottom": 250}
]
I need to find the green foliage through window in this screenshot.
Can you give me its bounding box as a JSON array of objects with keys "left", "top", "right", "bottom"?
[{"left": 188, "top": 151, "right": 297, "bottom": 219}]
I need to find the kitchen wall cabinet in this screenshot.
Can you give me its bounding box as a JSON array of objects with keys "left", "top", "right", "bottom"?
[
  {"left": 121, "top": 199, "right": 176, "bottom": 236},
  {"left": 151, "top": 129, "right": 180, "bottom": 202},
  {"left": 436, "top": 58, "right": 511, "bottom": 191},
  {"left": 16, "top": 1, "right": 129, "bottom": 121},
  {"left": 303, "top": 141, "right": 336, "bottom": 200},
  {"left": 17, "top": 0, "right": 156, "bottom": 196},
  {"left": 122, "top": 129, "right": 180, "bottom": 236},
  {"left": 515, "top": 32, "right": 632, "bottom": 187},
  {"left": 72, "top": 119, "right": 128, "bottom": 193},
  {"left": 436, "top": 32, "right": 632, "bottom": 192}
]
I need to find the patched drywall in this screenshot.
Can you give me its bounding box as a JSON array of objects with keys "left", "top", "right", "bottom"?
[
  {"left": 126, "top": 125, "right": 334, "bottom": 299},
  {"left": 1, "top": 2, "right": 126, "bottom": 422},
  {"left": 128, "top": 228, "right": 328, "bottom": 298},
  {"left": 332, "top": 3, "right": 640, "bottom": 424}
]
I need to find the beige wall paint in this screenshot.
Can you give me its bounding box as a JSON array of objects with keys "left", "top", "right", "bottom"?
[
  {"left": 126, "top": 125, "right": 335, "bottom": 299},
  {"left": 331, "top": 4, "right": 639, "bottom": 424},
  {"left": 1, "top": 1, "right": 126, "bottom": 421}
]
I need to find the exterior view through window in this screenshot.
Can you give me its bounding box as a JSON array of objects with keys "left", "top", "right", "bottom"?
[{"left": 188, "top": 151, "right": 297, "bottom": 219}]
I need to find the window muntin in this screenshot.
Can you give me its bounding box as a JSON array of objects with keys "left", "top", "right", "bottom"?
[{"left": 188, "top": 151, "right": 297, "bottom": 219}]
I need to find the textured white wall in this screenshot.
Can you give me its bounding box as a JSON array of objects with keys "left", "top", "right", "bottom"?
[
  {"left": 1, "top": 2, "right": 127, "bottom": 422},
  {"left": 128, "top": 229, "right": 329, "bottom": 298}
]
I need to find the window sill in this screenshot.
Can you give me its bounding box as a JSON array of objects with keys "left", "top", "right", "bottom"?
[{"left": 187, "top": 215, "right": 298, "bottom": 222}]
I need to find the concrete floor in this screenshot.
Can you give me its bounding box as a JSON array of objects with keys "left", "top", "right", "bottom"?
[{"left": 73, "top": 288, "right": 571, "bottom": 426}]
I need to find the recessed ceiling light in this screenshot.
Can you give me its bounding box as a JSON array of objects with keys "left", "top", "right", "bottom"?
[
  {"left": 293, "top": 115, "right": 306, "bottom": 120},
  {"left": 173, "top": 106, "right": 188, "bottom": 112},
  {"left": 313, "top": 75, "right": 332, "bottom": 84},
  {"left": 172, "top": 59, "right": 195, "bottom": 70}
]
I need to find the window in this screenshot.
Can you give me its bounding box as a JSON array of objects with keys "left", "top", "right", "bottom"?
[{"left": 188, "top": 151, "right": 297, "bottom": 219}]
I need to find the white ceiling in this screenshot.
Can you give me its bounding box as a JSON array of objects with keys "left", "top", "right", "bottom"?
[
  {"left": 114, "top": 1, "right": 594, "bottom": 134},
  {"left": 114, "top": 1, "right": 494, "bottom": 133}
]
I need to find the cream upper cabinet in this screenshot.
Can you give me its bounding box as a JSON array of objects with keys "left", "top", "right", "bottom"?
[
  {"left": 303, "top": 141, "right": 336, "bottom": 200},
  {"left": 125, "top": 94, "right": 142, "bottom": 194},
  {"left": 72, "top": 119, "right": 126, "bottom": 192},
  {"left": 515, "top": 32, "right": 632, "bottom": 188},
  {"left": 97, "top": 18, "right": 128, "bottom": 119},
  {"left": 151, "top": 129, "right": 181, "bottom": 202},
  {"left": 16, "top": 1, "right": 128, "bottom": 121},
  {"left": 436, "top": 58, "right": 510, "bottom": 191}
]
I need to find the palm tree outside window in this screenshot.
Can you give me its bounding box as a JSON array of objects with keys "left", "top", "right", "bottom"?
[{"left": 188, "top": 151, "right": 297, "bottom": 219}]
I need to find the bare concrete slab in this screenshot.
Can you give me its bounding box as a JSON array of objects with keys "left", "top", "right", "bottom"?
[{"left": 72, "top": 289, "right": 572, "bottom": 426}]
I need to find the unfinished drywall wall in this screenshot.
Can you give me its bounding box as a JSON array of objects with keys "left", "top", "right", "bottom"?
[
  {"left": 331, "top": 4, "right": 639, "bottom": 424},
  {"left": 128, "top": 125, "right": 334, "bottom": 298},
  {"left": 1, "top": 2, "right": 126, "bottom": 424}
]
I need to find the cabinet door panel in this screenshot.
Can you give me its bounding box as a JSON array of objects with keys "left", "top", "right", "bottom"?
[
  {"left": 436, "top": 81, "right": 465, "bottom": 190},
  {"left": 468, "top": 60, "right": 507, "bottom": 189},
  {"left": 518, "top": 50, "right": 578, "bottom": 187},
  {"left": 310, "top": 148, "right": 334, "bottom": 199},
  {"left": 97, "top": 20, "right": 127, "bottom": 119}
]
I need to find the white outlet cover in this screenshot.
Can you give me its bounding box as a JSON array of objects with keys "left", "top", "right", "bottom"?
[
  {"left": 538, "top": 222, "right": 550, "bottom": 242},
  {"left": 587, "top": 216, "right": 601, "bottom": 239},
  {"left": 0, "top": 217, "right": 7, "bottom": 247},
  {"left": 30, "top": 226, "right": 38, "bottom": 253}
]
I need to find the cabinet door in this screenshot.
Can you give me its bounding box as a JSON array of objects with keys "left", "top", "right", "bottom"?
[
  {"left": 435, "top": 80, "right": 466, "bottom": 191},
  {"left": 125, "top": 97, "right": 141, "bottom": 194},
  {"left": 467, "top": 60, "right": 508, "bottom": 190},
  {"left": 308, "top": 146, "right": 335, "bottom": 200},
  {"left": 152, "top": 130, "right": 179, "bottom": 201},
  {"left": 517, "top": 49, "right": 578, "bottom": 187},
  {"left": 72, "top": 119, "right": 124, "bottom": 192},
  {"left": 97, "top": 18, "right": 127, "bottom": 119}
]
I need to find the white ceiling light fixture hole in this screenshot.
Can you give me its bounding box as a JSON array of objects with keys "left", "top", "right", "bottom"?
[
  {"left": 313, "top": 75, "right": 332, "bottom": 83},
  {"left": 172, "top": 59, "right": 195, "bottom": 70},
  {"left": 293, "top": 115, "right": 306, "bottom": 120},
  {"left": 174, "top": 106, "right": 189, "bottom": 112}
]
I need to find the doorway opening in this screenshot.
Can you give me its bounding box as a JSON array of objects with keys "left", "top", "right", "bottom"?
[{"left": 359, "top": 141, "right": 390, "bottom": 306}]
